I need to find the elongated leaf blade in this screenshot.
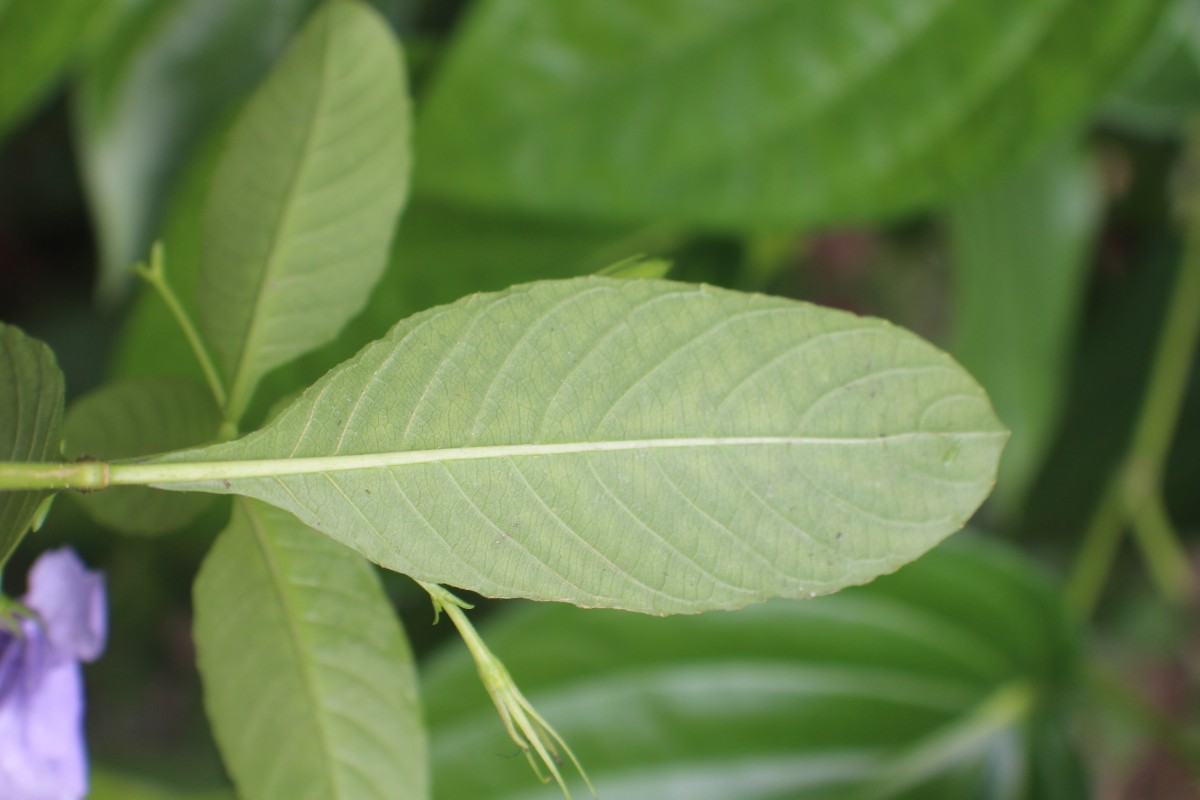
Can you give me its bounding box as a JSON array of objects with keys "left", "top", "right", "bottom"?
[
  {"left": 425, "top": 537, "right": 1084, "bottom": 800},
  {"left": 193, "top": 498, "right": 428, "bottom": 800},
  {"left": 0, "top": 324, "right": 65, "bottom": 568},
  {"left": 195, "top": 0, "right": 410, "bottom": 421},
  {"left": 152, "top": 278, "right": 1005, "bottom": 614},
  {"left": 415, "top": 0, "right": 1166, "bottom": 229},
  {"left": 948, "top": 146, "right": 1101, "bottom": 518},
  {"left": 62, "top": 377, "right": 221, "bottom": 534}
]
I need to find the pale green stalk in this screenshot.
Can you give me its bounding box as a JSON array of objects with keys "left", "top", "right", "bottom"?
[
  {"left": 420, "top": 582, "right": 594, "bottom": 800},
  {"left": 134, "top": 242, "right": 229, "bottom": 412}
]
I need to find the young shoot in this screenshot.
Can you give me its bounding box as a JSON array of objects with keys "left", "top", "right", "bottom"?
[{"left": 420, "top": 582, "right": 596, "bottom": 800}]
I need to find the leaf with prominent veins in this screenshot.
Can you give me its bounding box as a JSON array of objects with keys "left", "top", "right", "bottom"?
[
  {"left": 0, "top": 324, "right": 65, "bottom": 569},
  {"left": 146, "top": 277, "right": 1007, "bottom": 614},
  {"left": 194, "top": 0, "right": 410, "bottom": 423}
]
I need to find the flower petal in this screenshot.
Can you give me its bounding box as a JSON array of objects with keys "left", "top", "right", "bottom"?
[
  {"left": 24, "top": 549, "right": 106, "bottom": 662},
  {"left": 0, "top": 623, "right": 87, "bottom": 800}
]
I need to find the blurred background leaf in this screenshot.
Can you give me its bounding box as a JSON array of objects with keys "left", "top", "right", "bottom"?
[
  {"left": 415, "top": 0, "right": 1167, "bottom": 230},
  {"left": 90, "top": 767, "right": 234, "bottom": 800},
  {"left": 423, "top": 536, "right": 1085, "bottom": 800},
  {"left": 0, "top": 0, "right": 106, "bottom": 143},
  {"left": 947, "top": 145, "right": 1103, "bottom": 520}
]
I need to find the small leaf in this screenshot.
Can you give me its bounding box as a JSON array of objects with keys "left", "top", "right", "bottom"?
[
  {"left": 195, "top": 0, "right": 411, "bottom": 422},
  {"left": 150, "top": 277, "right": 1006, "bottom": 615},
  {"left": 0, "top": 0, "right": 101, "bottom": 142},
  {"left": 415, "top": 0, "right": 1167, "bottom": 229},
  {"left": 948, "top": 146, "right": 1102, "bottom": 518},
  {"left": 424, "top": 536, "right": 1084, "bottom": 800},
  {"left": 62, "top": 377, "right": 221, "bottom": 534},
  {"left": 193, "top": 498, "right": 428, "bottom": 800},
  {"left": 0, "top": 324, "right": 65, "bottom": 569},
  {"left": 596, "top": 255, "right": 672, "bottom": 280}
]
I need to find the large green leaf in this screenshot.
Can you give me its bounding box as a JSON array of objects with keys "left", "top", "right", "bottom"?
[
  {"left": 75, "top": 0, "right": 322, "bottom": 301},
  {"left": 0, "top": 0, "right": 102, "bottom": 142},
  {"left": 61, "top": 377, "right": 221, "bottom": 534},
  {"left": 194, "top": 0, "right": 410, "bottom": 423},
  {"left": 147, "top": 277, "right": 1006, "bottom": 614},
  {"left": 424, "top": 536, "right": 1084, "bottom": 800},
  {"left": 414, "top": 0, "right": 1166, "bottom": 229},
  {"left": 193, "top": 498, "right": 428, "bottom": 800},
  {"left": 0, "top": 324, "right": 65, "bottom": 569},
  {"left": 948, "top": 146, "right": 1101, "bottom": 519}
]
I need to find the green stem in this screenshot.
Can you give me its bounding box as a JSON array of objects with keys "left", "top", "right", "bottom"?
[
  {"left": 135, "top": 242, "right": 228, "bottom": 410},
  {"left": 1066, "top": 486, "right": 1125, "bottom": 618}
]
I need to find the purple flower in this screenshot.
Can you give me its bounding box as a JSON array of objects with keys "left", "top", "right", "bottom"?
[{"left": 0, "top": 549, "right": 106, "bottom": 800}]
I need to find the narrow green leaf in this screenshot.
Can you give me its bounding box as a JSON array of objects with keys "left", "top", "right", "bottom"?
[
  {"left": 75, "top": 0, "right": 322, "bottom": 301},
  {"left": 424, "top": 537, "right": 1084, "bottom": 800},
  {"left": 150, "top": 277, "right": 1006, "bottom": 615},
  {"left": 195, "top": 0, "right": 411, "bottom": 423},
  {"left": 193, "top": 498, "right": 428, "bottom": 800},
  {"left": 415, "top": 0, "right": 1166, "bottom": 229},
  {"left": 0, "top": 0, "right": 102, "bottom": 142},
  {"left": 0, "top": 324, "right": 65, "bottom": 569},
  {"left": 948, "top": 146, "right": 1101, "bottom": 518},
  {"left": 62, "top": 377, "right": 220, "bottom": 534}
]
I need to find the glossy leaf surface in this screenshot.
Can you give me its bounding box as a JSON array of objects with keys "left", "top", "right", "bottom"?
[
  {"left": 62, "top": 377, "right": 221, "bottom": 534},
  {"left": 195, "top": 0, "right": 410, "bottom": 422},
  {"left": 194, "top": 498, "right": 428, "bottom": 800},
  {"left": 424, "top": 537, "right": 1084, "bottom": 799},
  {"left": 0, "top": 324, "right": 65, "bottom": 568},
  {"left": 152, "top": 277, "right": 1006, "bottom": 614},
  {"left": 415, "top": 0, "right": 1165, "bottom": 229}
]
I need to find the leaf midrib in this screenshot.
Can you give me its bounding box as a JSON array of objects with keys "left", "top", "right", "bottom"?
[
  {"left": 132, "top": 431, "right": 1005, "bottom": 485},
  {"left": 245, "top": 500, "right": 342, "bottom": 799}
]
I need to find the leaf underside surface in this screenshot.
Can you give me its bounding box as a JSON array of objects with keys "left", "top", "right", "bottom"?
[
  {"left": 0, "top": 324, "right": 65, "bottom": 568},
  {"left": 195, "top": 0, "right": 410, "bottom": 422},
  {"left": 194, "top": 498, "right": 428, "bottom": 800},
  {"left": 153, "top": 278, "right": 1006, "bottom": 615}
]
